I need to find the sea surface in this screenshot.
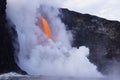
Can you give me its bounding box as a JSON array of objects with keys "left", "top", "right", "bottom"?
[{"left": 0, "top": 72, "right": 119, "bottom": 80}]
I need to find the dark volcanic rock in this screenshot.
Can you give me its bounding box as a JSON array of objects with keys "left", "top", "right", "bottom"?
[
  {"left": 0, "top": 0, "right": 26, "bottom": 74},
  {"left": 60, "top": 9, "right": 120, "bottom": 74}
]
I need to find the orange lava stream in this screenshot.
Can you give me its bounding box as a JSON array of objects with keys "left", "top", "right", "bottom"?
[{"left": 41, "top": 17, "right": 53, "bottom": 39}]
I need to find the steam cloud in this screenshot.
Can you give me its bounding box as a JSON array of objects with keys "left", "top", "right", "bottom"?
[{"left": 7, "top": 0, "right": 102, "bottom": 77}]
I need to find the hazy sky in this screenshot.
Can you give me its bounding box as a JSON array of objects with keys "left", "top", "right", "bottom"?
[{"left": 62, "top": 0, "right": 120, "bottom": 21}]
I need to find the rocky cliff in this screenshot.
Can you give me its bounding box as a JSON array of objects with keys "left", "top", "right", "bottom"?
[
  {"left": 0, "top": 0, "right": 26, "bottom": 74},
  {"left": 60, "top": 9, "right": 120, "bottom": 74}
]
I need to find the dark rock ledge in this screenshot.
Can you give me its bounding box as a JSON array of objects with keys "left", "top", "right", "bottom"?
[
  {"left": 0, "top": 0, "right": 26, "bottom": 74},
  {"left": 60, "top": 8, "right": 120, "bottom": 74}
]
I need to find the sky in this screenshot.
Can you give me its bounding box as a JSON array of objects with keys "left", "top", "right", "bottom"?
[{"left": 62, "top": 0, "right": 120, "bottom": 21}]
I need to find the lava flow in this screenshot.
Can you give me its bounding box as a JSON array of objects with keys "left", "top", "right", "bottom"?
[
  {"left": 41, "top": 17, "right": 53, "bottom": 39},
  {"left": 36, "top": 17, "right": 53, "bottom": 40}
]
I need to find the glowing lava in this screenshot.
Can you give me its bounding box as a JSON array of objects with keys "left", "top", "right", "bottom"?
[{"left": 41, "top": 17, "right": 53, "bottom": 39}]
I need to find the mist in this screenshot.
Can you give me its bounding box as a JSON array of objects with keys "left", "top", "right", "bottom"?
[{"left": 6, "top": 0, "right": 102, "bottom": 77}]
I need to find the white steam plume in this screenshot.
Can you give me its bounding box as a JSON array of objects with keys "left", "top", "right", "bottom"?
[{"left": 7, "top": 0, "right": 102, "bottom": 77}]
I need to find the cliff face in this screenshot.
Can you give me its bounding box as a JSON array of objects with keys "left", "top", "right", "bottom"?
[
  {"left": 0, "top": 0, "right": 26, "bottom": 74},
  {"left": 60, "top": 9, "right": 120, "bottom": 74}
]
